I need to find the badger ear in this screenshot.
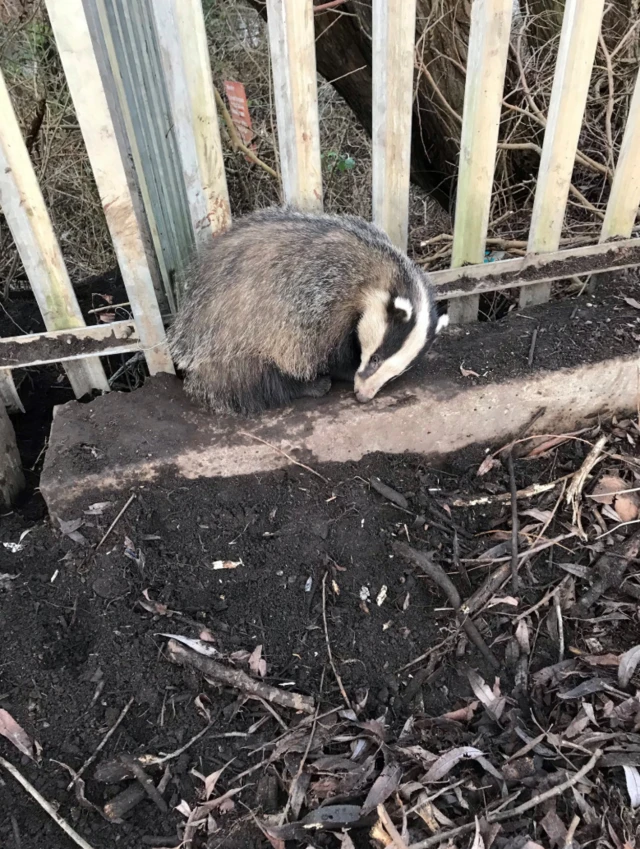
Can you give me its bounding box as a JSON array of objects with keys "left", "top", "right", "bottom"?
[
  {"left": 392, "top": 295, "right": 413, "bottom": 322},
  {"left": 436, "top": 313, "right": 449, "bottom": 334}
]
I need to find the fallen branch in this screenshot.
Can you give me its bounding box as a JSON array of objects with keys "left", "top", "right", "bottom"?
[
  {"left": 96, "top": 494, "right": 136, "bottom": 551},
  {"left": 570, "top": 529, "right": 640, "bottom": 616},
  {"left": 166, "top": 640, "right": 315, "bottom": 714},
  {"left": 0, "top": 755, "right": 97, "bottom": 849},
  {"left": 393, "top": 542, "right": 499, "bottom": 669}
]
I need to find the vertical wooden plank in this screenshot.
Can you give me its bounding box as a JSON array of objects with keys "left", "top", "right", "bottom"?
[
  {"left": 600, "top": 67, "right": 640, "bottom": 242},
  {"left": 153, "top": 0, "right": 231, "bottom": 245},
  {"left": 449, "top": 0, "right": 514, "bottom": 324},
  {"left": 522, "top": 0, "right": 605, "bottom": 306},
  {"left": 371, "top": 0, "right": 417, "bottom": 251},
  {"left": 266, "top": 0, "right": 322, "bottom": 211},
  {"left": 0, "top": 68, "right": 109, "bottom": 398},
  {"left": 0, "top": 373, "right": 24, "bottom": 415},
  {"left": 46, "top": 0, "right": 175, "bottom": 376},
  {"left": 0, "top": 400, "right": 25, "bottom": 510}
]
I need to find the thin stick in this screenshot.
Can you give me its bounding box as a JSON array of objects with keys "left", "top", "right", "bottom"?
[
  {"left": 314, "top": 0, "right": 349, "bottom": 10},
  {"left": 95, "top": 494, "right": 136, "bottom": 551},
  {"left": 514, "top": 577, "right": 569, "bottom": 621},
  {"left": 148, "top": 721, "right": 214, "bottom": 766},
  {"left": 119, "top": 754, "right": 168, "bottom": 813},
  {"left": 322, "top": 572, "right": 351, "bottom": 708},
  {"left": 571, "top": 529, "right": 640, "bottom": 615},
  {"left": 451, "top": 476, "right": 571, "bottom": 508},
  {"left": 527, "top": 327, "right": 538, "bottom": 367},
  {"left": 238, "top": 431, "right": 328, "bottom": 483},
  {"left": 67, "top": 697, "right": 134, "bottom": 791},
  {"left": 507, "top": 452, "right": 519, "bottom": 593},
  {"left": 213, "top": 87, "right": 279, "bottom": 179},
  {"left": 408, "top": 750, "right": 602, "bottom": 848},
  {"left": 0, "top": 755, "right": 97, "bottom": 849},
  {"left": 394, "top": 542, "right": 499, "bottom": 669},
  {"left": 167, "top": 640, "right": 315, "bottom": 713},
  {"left": 378, "top": 803, "right": 410, "bottom": 849}
]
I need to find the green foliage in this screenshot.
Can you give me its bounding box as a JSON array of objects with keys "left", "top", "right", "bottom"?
[{"left": 322, "top": 151, "right": 356, "bottom": 173}]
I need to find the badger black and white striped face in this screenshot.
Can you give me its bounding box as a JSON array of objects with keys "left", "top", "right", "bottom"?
[{"left": 354, "top": 285, "right": 448, "bottom": 403}]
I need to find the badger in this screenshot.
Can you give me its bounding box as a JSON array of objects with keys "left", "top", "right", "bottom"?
[{"left": 169, "top": 206, "right": 448, "bottom": 416}]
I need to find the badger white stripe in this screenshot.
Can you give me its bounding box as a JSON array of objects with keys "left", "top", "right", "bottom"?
[
  {"left": 355, "top": 281, "right": 432, "bottom": 401},
  {"left": 394, "top": 296, "right": 413, "bottom": 321}
]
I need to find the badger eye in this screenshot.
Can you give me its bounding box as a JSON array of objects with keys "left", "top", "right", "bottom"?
[{"left": 370, "top": 354, "right": 381, "bottom": 367}]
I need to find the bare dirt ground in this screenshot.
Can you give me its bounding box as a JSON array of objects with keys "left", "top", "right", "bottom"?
[{"left": 3, "top": 410, "right": 640, "bottom": 848}]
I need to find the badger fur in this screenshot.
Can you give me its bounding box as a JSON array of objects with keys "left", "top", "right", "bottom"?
[{"left": 169, "top": 206, "right": 448, "bottom": 416}]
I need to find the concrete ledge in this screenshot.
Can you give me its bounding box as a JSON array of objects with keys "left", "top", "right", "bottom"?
[{"left": 40, "top": 287, "right": 640, "bottom": 520}]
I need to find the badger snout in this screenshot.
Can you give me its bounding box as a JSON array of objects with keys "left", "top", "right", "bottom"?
[{"left": 355, "top": 389, "right": 373, "bottom": 404}]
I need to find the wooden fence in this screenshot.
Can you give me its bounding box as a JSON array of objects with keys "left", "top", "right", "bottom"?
[{"left": 2, "top": 0, "right": 640, "bottom": 413}]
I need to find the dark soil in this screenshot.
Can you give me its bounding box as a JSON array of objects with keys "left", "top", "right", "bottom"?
[
  {"left": 2, "top": 270, "right": 640, "bottom": 848},
  {"left": 2, "top": 429, "right": 640, "bottom": 849}
]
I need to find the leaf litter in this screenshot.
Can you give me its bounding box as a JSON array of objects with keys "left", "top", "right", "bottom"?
[{"left": 6, "top": 417, "right": 640, "bottom": 847}]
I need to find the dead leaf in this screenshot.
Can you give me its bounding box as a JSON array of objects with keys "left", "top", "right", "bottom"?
[
  {"left": 624, "top": 296, "right": 640, "bottom": 310},
  {"left": 57, "top": 517, "right": 88, "bottom": 546},
  {"left": 477, "top": 455, "right": 499, "bottom": 476},
  {"left": 212, "top": 560, "right": 242, "bottom": 570},
  {"left": 441, "top": 701, "right": 478, "bottom": 722},
  {"left": 249, "top": 644, "right": 267, "bottom": 678},
  {"left": 423, "top": 746, "right": 483, "bottom": 783},
  {"left": 541, "top": 810, "right": 567, "bottom": 847},
  {"left": 467, "top": 670, "right": 506, "bottom": 720},
  {"left": 159, "top": 634, "right": 220, "bottom": 657},
  {"left": 199, "top": 628, "right": 216, "bottom": 643},
  {"left": 139, "top": 589, "right": 171, "bottom": 616},
  {"left": 619, "top": 644, "right": 640, "bottom": 688},
  {"left": 623, "top": 765, "right": 640, "bottom": 807},
  {"left": 0, "top": 709, "right": 38, "bottom": 760},
  {"left": 460, "top": 365, "right": 480, "bottom": 378},
  {"left": 98, "top": 312, "right": 116, "bottom": 323},
  {"left": 486, "top": 595, "right": 519, "bottom": 608},
  {"left": 521, "top": 508, "right": 555, "bottom": 523},
  {"left": 360, "top": 761, "right": 403, "bottom": 815},
  {"left": 524, "top": 435, "right": 570, "bottom": 458},
  {"left": 591, "top": 475, "right": 639, "bottom": 521},
  {"left": 84, "top": 502, "right": 112, "bottom": 516}
]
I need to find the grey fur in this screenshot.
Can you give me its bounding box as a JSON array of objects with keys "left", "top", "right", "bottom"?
[{"left": 169, "top": 206, "right": 442, "bottom": 415}]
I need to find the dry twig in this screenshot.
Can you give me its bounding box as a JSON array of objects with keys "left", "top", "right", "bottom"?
[
  {"left": 67, "top": 696, "right": 134, "bottom": 791},
  {"left": 166, "top": 639, "right": 315, "bottom": 714}
]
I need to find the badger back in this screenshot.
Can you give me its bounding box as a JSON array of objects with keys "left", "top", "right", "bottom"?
[{"left": 169, "top": 210, "right": 396, "bottom": 380}]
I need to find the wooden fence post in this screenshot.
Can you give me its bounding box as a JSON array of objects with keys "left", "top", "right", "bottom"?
[
  {"left": 522, "top": 0, "right": 605, "bottom": 306},
  {"left": 152, "top": 0, "right": 231, "bottom": 247},
  {"left": 601, "top": 66, "right": 640, "bottom": 242},
  {"left": 46, "top": 0, "right": 175, "bottom": 376},
  {"left": 449, "top": 0, "right": 514, "bottom": 324},
  {"left": 371, "top": 0, "right": 417, "bottom": 252},
  {"left": 266, "top": 0, "right": 322, "bottom": 211},
  {"left": 0, "top": 402, "right": 24, "bottom": 510},
  {"left": 0, "top": 68, "right": 110, "bottom": 399}
]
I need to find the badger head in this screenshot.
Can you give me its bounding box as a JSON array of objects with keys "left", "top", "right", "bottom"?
[{"left": 354, "top": 276, "right": 448, "bottom": 404}]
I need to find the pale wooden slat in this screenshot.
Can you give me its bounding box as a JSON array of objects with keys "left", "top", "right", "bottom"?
[
  {"left": 431, "top": 236, "right": 640, "bottom": 300},
  {"left": 0, "top": 400, "right": 25, "bottom": 509},
  {"left": 449, "top": 0, "right": 514, "bottom": 324},
  {"left": 153, "top": 0, "right": 231, "bottom": 245},
  {"left": 0, "top": 373, "right": 24, "bottom": 414},
  {"left": 600, "top": 67, "right": 640, "bottom": 241},
  {"left": 371, "top": 0, "right": 417, "bottom": 251},
  {"left": 0, "top": 68, "right": 109, "bottom": 399},
  {"left": 522, "top": 0, "right": 605, "bottom": 306},
  {"left": 46, "top": 0, "right": 175, "bottom": 376},
  {"left": 0, "top": 321, "right": 139, "bottom": 370},
  {"left": 266, "top": 0, "right": 322, "bottom": 211}
]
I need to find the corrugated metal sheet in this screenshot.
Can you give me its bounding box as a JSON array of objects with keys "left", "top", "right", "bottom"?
[{"left": 86, "top": 0, "right": 196, "bottom": 314}]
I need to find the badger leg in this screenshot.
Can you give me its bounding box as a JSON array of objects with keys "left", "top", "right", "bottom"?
[
  {"left": 260, "top": 368, "right": 331, "bottom": 405},
  {"left": 297, "top": 376, "right": 332, "bottom": 398}
]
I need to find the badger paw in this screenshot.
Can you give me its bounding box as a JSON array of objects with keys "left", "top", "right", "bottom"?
[{"left": 300, "top": 376, "right": 332, "bottom": 398}]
